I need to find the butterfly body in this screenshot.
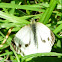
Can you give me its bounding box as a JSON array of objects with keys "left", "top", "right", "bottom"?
[{"left": 12, "top": 21, "right": 55, "bottom": 56}]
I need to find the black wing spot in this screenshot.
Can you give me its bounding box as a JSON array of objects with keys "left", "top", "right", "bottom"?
[
  {"left": 11, "top": 43, "right": 16, "bottom": 51},
  {"left": 19, "top": 44, "right": 21, "bottom": 47},
  {"left": 48, "top": 37, "right": 50, "bottom": 41},
  {"left": 25, "top": 44, "right": 29, "bottom": 47},
  {"left": 11, "top": 40, "right": 17, "bottom": 51},
  {"left": 25, "top": 40, "right": 31, "bottom": 47},
  {"left": 42, "top": 40, "right": 46, "bottom": 43}
]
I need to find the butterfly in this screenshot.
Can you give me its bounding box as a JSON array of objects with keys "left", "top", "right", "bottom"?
[{"left": 11, "top": 19, "right": 55, "bottom": 56}]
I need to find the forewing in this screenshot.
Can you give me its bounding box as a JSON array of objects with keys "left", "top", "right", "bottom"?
[
  {"left": 36, "top": 22, "right": 55, "bottom": 52},
  {"left": 11, "top": 25, "right": 31, "bottom": 55}
]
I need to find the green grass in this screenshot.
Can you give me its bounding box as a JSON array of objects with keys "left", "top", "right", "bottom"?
[{"left": 0, "top": 0, "right": 62, "bottom": 62}]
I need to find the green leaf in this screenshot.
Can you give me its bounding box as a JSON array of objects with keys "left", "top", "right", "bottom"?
[
  {"left": 22, "top": 52, "right": 62, "bottom": 61},
  {"left": 0, "top": 3, "right": 45, "bottom": 12},
  {"left": 39, "top": 0, "right": 57, "bottom": 24},
  {"left": 0, "top": 52, "right": 13, "bottom": 57},
  {"left": 53, "top": 24, "right": 62, "bottom": 34}
]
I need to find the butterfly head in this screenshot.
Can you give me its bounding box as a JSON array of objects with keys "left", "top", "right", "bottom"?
[{"left": 30, "top": 18, "right": 36, "bottom": 25}]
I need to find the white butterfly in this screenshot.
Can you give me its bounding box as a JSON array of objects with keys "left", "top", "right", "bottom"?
[{"left": 11, "top": 19, "right": 55, "bottom": 56}]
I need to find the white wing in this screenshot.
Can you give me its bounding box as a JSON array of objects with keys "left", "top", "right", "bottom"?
[
  {"left": 13, "top": 25, "right": 32, "bottom": 55},
  {"left": 36, "top": 22, "right": 55, "bottom": 53},
  {"left": 12, "top": 25, "right": 38, "bottom": 56}
]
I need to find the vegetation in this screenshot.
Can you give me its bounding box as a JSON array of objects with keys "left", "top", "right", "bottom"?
[{"left": 0, "top": 0, "right": 62, "bottom": 62}]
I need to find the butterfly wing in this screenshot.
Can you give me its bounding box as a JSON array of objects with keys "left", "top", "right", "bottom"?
[
  {"left": 12, "top": 24, "right": 38, "bottom": 56},
  {"left": 36, "top": 22, "right": 55, "bottom": 53},
  {"left": 12, "top": 25, "right": 32, "bottom": 56}
]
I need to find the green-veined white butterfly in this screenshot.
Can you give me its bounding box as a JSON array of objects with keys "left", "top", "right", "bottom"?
[{"left": 11, "top": 19, "right": 55, "bottom": 56}]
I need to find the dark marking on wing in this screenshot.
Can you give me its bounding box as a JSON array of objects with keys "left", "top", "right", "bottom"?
[
  {"left": 42, "top": 40, "right": 46, "bottom": 43},
  {"left": 25, "top": 44, "right": 29, "bottom": 47},
  {"left": 19, "top": 44, "right": 21, "bottom": 47},
  {"left": 11, "top": 39, "right": 17, "bottom": 51},
  {"left": 11, "top": 38, "right": 23, "bottom": 55},
  {"left": 50, "top": 31, "right": 55, "bottom": 45},
  {"left": 48, "top": 37, "right": 50, "bottom": 41},
  {"left": 51, "top": 31, "right": 54, "bottom": 41},
  {"left": 25, "top": 39, "right": 31, "bottom": 47},
  {"left": 39, "top": 35, "right": 46, "bottom": 43}
]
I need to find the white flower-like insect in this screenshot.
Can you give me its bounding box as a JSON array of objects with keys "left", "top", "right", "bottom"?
[{"left": 11, "top": 19, "right": 55, "bottom": 56}]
